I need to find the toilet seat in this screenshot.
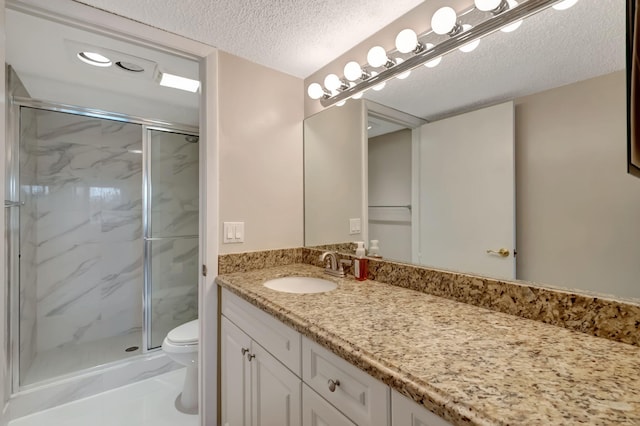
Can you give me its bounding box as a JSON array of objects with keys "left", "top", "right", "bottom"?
[{"left": 166, "top": 319, "right": 199, "bottom": 345}]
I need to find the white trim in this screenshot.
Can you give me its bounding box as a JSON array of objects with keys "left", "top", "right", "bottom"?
[
  {"left": 364, "top": 100, "right": 427, "bottom": 129},
  {"left": 1, "top": 0, "right": 8, "bottom": 419},
  {"left": 199, "top": 50, "right": 220, "bottom": 426},
  {"left": 4, "top": 1, "right": 219, "bottom": 424},
  {"left": 360, "top": 101, "right": 369, "bottom": 246},
  {"left": 411, "top": 128, "right": 421, "bottom": 265}
]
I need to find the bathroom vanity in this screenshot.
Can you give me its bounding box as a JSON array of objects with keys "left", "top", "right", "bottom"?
[{"left": 216, "top": 263, "right": 640, "bottom": 425}]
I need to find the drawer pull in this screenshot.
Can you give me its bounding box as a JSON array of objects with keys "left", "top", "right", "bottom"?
[
  {"left": 247, "top": 353, "right": 256, "bottom": 361},
  {"left": 328, "top": 379, "right": 340, "bottom": 392},
  {"left": 241, "top": 347, "right": 249, "bottom": 356}
]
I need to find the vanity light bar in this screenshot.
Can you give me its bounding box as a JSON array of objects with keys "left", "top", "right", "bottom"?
[{"left": 316, "top": 0, "right": 566, "bottom": 108}]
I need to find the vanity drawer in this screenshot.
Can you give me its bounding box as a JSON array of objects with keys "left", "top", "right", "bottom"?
[
  {"left": 302, "top": 337, "right": 390, "bottom": 426},
  {"left": 222, "top": 288, "right": 301, "bottom": 375},
  {"left": 303, "top": 383, "right": 356, "bottom": 426}
]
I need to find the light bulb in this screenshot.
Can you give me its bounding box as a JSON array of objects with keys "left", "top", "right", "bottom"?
[
  {"left": 307, "top": 83, "right": 324, "bottom": 100},
  {"left": 344, "top": 61, "right": 363, "bottom": 81},
  {"left": 324, "top": 74, "right": 342, "bottom": 91},
  {"left": 474, "top": 0, "right": 503, "bottom": 11},
  {"left": 394, "top": 58, "right": 411, "bottom": 80},
  {"left": 431, "top": 7, "right": 458, "bottom": 35},
  {"left": 500, "top": 0, "right": 522, "bottom": 32},
  {"left": 370, "top": 71, "right": 386, "bottom": 91},
  {"left": 395, "top": 29, "right": 418, "bottom": 54},
  {"left": 552, "top": 0, "right": 578, "bottom": 10},
  {"left": 336, "top": 100, "right": 347, "bottom": 107},
  {"left": 77, "top": 52, "right": 112, "bottom": 67},
  {"left": 367, "top": 46, "right": 388, "bottom": 68},
  {"left": 423, "top": 43, "right": 442, "bottom": 68},
  {"left": 458, "top": 25, "right": 480, "bottom": 53}
]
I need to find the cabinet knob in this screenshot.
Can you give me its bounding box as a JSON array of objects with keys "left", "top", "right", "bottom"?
[
  {"left": 247, "top": 353, "right": 255, "bottom": 361},
  {"left": 328, "top": 379, "right": 340, "bottom": 392},
  {"left": 241, "top": 347, "right": 249, "bottom": 356}
]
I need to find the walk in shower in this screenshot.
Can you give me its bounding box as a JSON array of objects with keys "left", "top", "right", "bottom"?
[{"left": 6, "top": 97, "right": 199, "bottom": 389}]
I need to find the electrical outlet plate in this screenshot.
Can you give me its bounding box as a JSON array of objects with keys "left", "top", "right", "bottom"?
[{"left": 349, "top": 218, "right": 361, "bottom": 235}]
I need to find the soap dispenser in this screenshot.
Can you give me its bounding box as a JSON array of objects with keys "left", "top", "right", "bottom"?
[{"left": 354, "top": 241, "right": 368, "bottom": 281}]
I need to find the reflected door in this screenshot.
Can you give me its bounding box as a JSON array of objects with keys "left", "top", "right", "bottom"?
[
  {"left": 418, "top": 101, "right": 515, "bottom": 279},
  {"left": 145, "top": 128, "right": 199, "bottom": 349}
]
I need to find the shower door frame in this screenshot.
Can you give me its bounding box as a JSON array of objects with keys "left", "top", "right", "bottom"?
[
  {"left": 8, "top": 96, "right": 198, "bottom": 392},
  {"left": 142, "top": 125, "right": 200, "bottom": 352}
]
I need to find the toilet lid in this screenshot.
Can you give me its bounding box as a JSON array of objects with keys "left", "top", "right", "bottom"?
[{"left": 167, "top": 319, "right": 199, "bottom": 345}]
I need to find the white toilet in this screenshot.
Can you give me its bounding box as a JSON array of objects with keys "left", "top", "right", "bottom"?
[{"left": 162, "top": 319, "right": 199, "bottom": 413}]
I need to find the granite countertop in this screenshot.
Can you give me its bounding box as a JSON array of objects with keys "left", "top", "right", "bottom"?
[{"left": 216, "top": 264, "right": 640, "bottom": 426}]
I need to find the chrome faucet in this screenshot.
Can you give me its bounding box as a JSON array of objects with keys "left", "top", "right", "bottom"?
[{"left": 320, "top": 251, "right": 350, "bottom": 278}]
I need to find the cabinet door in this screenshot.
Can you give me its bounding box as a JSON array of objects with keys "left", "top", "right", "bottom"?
[
  {"left": 303, "top": 384, "right": 356, "bottom": 426},
  {"left": 251, "top": 341, "right": 302, "bottom": 426},
  {"left": 221, "top": 317, "right": 252, "bottom": 426},
  {"left": 391, "top": 390, "right": 452, "bottom": 426}
]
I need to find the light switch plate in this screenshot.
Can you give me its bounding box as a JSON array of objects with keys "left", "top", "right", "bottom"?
[
  {"left": 223, "top": 222, "right": 245, "bottom": 243},
  {"left": 349, "top": 218, "right": 361, "bottom": 235}
]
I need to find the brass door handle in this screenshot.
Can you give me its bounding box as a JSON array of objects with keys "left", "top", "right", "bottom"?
[{"left": 486, "top": 248, "right": 510, "bottom": 257}]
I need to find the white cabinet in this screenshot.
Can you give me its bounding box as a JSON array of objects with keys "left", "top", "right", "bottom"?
[
  {"left": 221, "top": 316, "right": 301, "bottom": 426},
  {"left": 221, "top": 316, "right": 251, "bottom": 426},
  {"left": 303, "top": 383, "right": 356, "bottom": 426},
  {"left": 251, "top": 340, "right": 301, "bottom": 426},
  {"left": 391, "top": 390, "right": 453, "bottom": 426},
  {"left": 302, "top": 337, "right": 390, "bottom": 426},
  {"left": 220, "top": 288, "right": 450, "bottom": 426}
]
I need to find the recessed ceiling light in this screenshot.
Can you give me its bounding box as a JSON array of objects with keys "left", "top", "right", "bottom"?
[
  {"left": 77, "top": 51, "right": 112, "bottom": 67},
  {"left": 159, "top": 72, "right": 200, "bottom": 93},
  {"left": 116, "top": 61, "right": 144, "bottom": 73}
]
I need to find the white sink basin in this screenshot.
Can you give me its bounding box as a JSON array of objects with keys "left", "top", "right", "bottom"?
[{"left": 263, "top": 276, "right": 337, "bottom": 294}]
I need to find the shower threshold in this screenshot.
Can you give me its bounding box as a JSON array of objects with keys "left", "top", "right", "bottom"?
[{"left": 21, "top": 331, "right": 142, "bottom": 387}]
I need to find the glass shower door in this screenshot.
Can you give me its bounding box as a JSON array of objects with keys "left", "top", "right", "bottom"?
[{"left": 145, "top": 128, "right": 199, "bottom": 349}]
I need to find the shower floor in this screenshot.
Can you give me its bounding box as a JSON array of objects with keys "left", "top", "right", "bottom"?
[
  {"left": 9, "top": 368, "right": 197, "bottom": 426},
  {"left": 22, "top": 331, "right": 142, "bottom": 386}
]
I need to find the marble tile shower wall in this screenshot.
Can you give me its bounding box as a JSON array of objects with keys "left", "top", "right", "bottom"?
[{"left": 29, "top": 110, "right": 144, "bottom": 352}]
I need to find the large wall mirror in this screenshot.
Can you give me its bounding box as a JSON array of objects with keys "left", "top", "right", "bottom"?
[{"left": 304, "top": 0, "right": 640, "bottom": 300}]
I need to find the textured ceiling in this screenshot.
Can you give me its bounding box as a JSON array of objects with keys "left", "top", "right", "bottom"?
[
  {"left": 72, "top": 0, "right": 425, "bottom": 78},
  {"left": 13, "top": 0, "right": 625, "bottom": 124},
  {"left": 362, "top": 0, "right": 625, "bottom": 120}
]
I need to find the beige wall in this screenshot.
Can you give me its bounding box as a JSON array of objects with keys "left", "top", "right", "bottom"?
[
  {"left": 304, "top": 100, "right": 365, "bottom": 246},
  {"left": 218, "top": 51, "right": 304, "bottom": 254},
  {"left": 515, "top": 71, "right": 640, "bottom": 298}
]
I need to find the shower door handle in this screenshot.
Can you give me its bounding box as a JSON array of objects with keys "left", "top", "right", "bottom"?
[{"left": 4, "top": 201, "right": 23, "bottom": 208}]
